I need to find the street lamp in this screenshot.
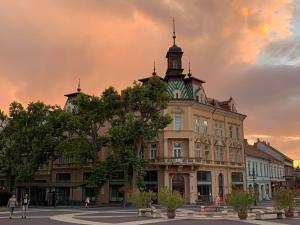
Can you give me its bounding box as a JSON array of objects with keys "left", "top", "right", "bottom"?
[{"left": 252, "top": 167, "right": 257, "bottom": 206}]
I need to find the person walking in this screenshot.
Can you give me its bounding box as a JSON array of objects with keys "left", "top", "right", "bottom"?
[
  {"left": 7, "top": 194, "right": 18, "bottom": 219},
  {"left": 84, "top": 196, "right": 90, "bottom": 208},
  {"left": 21, "top": 194, "right": 30, "bottom": 219}
]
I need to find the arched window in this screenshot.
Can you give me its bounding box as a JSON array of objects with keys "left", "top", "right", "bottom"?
[{"left": 173, "top": 90, "right": 181, "bottom": 99}]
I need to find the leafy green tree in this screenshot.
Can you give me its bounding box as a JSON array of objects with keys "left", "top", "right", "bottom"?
[
  {"left": 0, "top": 101, "right": 69, "bottom": 191},
  {"left": 109, "top": 76, "right": 172, "bottom": 188},
  {"left": 60, "top": 87, "right": 121, "bottom": 189}
]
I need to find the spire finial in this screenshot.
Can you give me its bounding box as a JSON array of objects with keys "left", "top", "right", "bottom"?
[
  {"left": 152, "top": 60, "right": 157, "bottom": 76},
  {"left": 173, "top": 17, "right": 176, "bottom": 45},
  {"left": 188, "top": 60, "right": 192, "bottom": 77},
  {"left": 77, "top": 78, "right": 81, "bottom": 92}
]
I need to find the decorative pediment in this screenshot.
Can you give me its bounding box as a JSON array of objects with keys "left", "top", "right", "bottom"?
[
  {"left": 215, "top": 139, "right": 225, "bottom": 146},
  {"left": 171, "top": 107, "right": 184, "bottom": 114}
]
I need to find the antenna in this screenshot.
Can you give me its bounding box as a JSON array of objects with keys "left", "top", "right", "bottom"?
[
  {"left": 188, "top": 60, "right": 192, "bottom": 77},
  {"left": 173, "top": 17, "right": 176, "bottom": 45},
  {"left": 77, "top": 78, "right": 81, "bottom": 92},
  {"left": 152, "top": 60, "right": 157, "bottom": 75}
]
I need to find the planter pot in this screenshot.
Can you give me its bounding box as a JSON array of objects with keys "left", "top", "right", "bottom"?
[
  {"left": 238, "top": 212, "right": 248, "bottom": 220},
  {"left": 284, "top": 210, "right": 293, "bottom": 218},
  {"left": 167, "top": 209, "right": 176, "bottom": 219}
]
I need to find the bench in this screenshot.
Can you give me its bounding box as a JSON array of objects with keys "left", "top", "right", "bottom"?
[
  {"left": 138, "top": 208, "right": 161, "bottom": 218},
  {"left": 255, "top": 211, "right": 283, "bottom": 220}
]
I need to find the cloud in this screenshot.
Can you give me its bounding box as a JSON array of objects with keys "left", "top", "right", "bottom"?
[{"left": 0, "top": 0, "right": 299, "bottom": 160}]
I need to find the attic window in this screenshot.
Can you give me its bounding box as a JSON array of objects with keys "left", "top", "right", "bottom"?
[{"left": 173, "top": 90, "right": 181, "bottom": 99}]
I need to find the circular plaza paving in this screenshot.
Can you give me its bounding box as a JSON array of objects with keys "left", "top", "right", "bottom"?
[{"left": 0, "top": 207, "right": 300, "bottom": 225}]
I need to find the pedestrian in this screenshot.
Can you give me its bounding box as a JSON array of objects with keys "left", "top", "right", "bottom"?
[
  {"left": 215, "top": 194, "right": 220, "bottom": 211},
  {"left": 84, "top": 196, "right": 90, "bottom": 208},
  {"left": 21, "top": 194, "right": 30, "bottom": 219},
  {"left": 7, "top": 194, "right": 18, "bottom": 219}
]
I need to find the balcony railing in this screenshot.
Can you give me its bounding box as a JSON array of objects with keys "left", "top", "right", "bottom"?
[{"left": 150, "top": 157, "right": 244, "bottom": 167}]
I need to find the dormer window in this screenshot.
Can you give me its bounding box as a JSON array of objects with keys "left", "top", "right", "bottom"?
[{"left": 173, "top": 90, "right": 181, "bottom": 99}]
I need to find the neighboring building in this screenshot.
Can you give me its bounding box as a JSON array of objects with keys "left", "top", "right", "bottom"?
[
  {"left": 1, "top": 28, "right": 247, "bottom": 205},
  {"left": 245, "top": 141, "right": 272, "bottom": 200},
  {"left": 255, "top": 140, "right": 294, "bottom": 188},
  {"left": 295, "top": 165, "right": 300, "bottom": 185}
]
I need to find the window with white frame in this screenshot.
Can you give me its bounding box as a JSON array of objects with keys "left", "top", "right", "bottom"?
[
  {"left": 173, "top": 90, "right": 181, "bottom": 99},
  {"left": 205, "top": 144, "right": 210, "bottom": 160},
  {"left": 150, "top": 144, "right": 157, "bottom": 160},
  {"left": 236, "top": 146, "right": 241, "bottom": 162},
  {"left": 203, "top": 120, "right": 208, "bottom": 134},
  {"left": 173, "top": 142, "right": 182, "bottom": 158},
  {"left": 229, "top": 144, "right": 235, "bottom": 162},
  {"left": 215, "top": 144, "right": 225, "bottom": 161},
  {"left": 215, "top": 122, "right": 224, "bottom": 137},
  {"left": 196, "top": 142, "right": 201, "bottom": 158},
  {"left": 174, "top": 115, "right": 182, "bottom": 130},
  {"left": 229, "top": 126, "right": 233, "bottom": 138},
  {"left": 195, "top": 117, "right": 200, "bottom": 135},
  {"left": 236, "top": 126, "right": 239, "bottom": 139}
]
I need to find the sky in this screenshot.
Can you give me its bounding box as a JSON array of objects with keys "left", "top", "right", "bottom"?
[{"left": 0, "top": 0, "right": 299, "bottom": 166}]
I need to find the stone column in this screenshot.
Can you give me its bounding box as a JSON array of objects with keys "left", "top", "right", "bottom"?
[
  {"left": 164, "top": 172, "right": 169, "bottom": 188},
  {"left": 189, "top": 172, "right": 197, "bottom": 204},
  {"left": 164, "top": 138, "right": 168, "bottom": 159},
  {"left": 189, "top": 138, "right": 194, "bottom": 158}
]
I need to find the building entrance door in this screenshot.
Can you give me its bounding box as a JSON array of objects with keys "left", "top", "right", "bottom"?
[
  {"left": 172, "top": 174, "right": 185, "bottom": 196},
  {"left": 218, "top": 173, "right": 224, "bottom": 197}
]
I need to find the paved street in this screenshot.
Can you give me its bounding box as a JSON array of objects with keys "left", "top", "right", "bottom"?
[{"left": 0, "top": 207, "right": 300, "bottom": 225}]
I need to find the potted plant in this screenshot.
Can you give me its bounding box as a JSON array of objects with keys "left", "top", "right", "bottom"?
[
  {"left": 158, "top": 187, "right": 185, "bottom": 219},
  {"left": 226, "top": 190, "right": 254, "bottom": 219},
  {"left": 275, "top": 189, "right": 297, "bottom": 217},
  {"left": 129, "top": 189, "right": 155, "bottom": 209}
]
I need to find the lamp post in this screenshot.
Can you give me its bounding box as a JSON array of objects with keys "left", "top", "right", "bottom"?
[{"left": 252, "top": 167, "right": 257, "bottom": 206}]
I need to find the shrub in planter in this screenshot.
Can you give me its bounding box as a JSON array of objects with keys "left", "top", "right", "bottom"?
[
  {"left": 275, "top": 189, "right": 298, "bottom": 217},
  {"left": 129, "top": 189, "right": 156, "bottom": 209},
  {"left": 158, "top": 187, "right": 185, "bottom": 219},
  {"left": 226, "top": 190, "right": 255, "bottom": 220}
]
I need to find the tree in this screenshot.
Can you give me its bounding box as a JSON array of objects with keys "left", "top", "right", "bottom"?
[
  {"left": 59, "top": 87, "right": 121, "bottom": 189},
  {"left": 109, "top": 76, "right": 172, "bottom": 188},
  {"left": 0, "top": 101, "right": 68, "bottom": 191}
]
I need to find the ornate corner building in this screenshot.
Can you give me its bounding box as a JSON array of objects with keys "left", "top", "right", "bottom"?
[{"left": 133, "top": 29, "right": 247, "bottom": 204}]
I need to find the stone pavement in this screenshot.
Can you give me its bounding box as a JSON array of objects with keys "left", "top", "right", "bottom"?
[{"left": 0, "top": 207, "right": 299, "bottom": 225}]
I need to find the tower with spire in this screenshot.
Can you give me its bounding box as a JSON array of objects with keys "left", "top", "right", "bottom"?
[{"left": 165, "top": 18, "right": 184, "bottom": 77}]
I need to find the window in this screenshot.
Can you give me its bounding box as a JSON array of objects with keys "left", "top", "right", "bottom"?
[
  {"left": 172, "top": 60, "right": 178, "bottom": 69},
  {"left": 140, "top": 145, "right": 144, "bottom": 159},
  {"left": 174, "top": 115, "right": 182, "bottom": 130},
  {"left": 229, "top": 126, "right": 233, "bottom": 138},
  {"left": 196, "top": 142, "right": 202, "bottom": 158},
  {"left": 203, "top": 120, "right": 208, "bottom": 134},
  {"left": 173, "top": 142, "right": 181, "bottom": 158},
  {"left": 150, "top": 144, "right": 157, "bottom": 160},
  {"left": 236, "top": 146, "right": 241, "bottom": 162},
  {"left": 248, "top": 161, "right": 251, "bottom": 176},
  {"left": 229, "top": 144, "right": 235, "bottom": 162},
  {"left": 56, "top": 173, "right": 71, "bottom": 182},
  {"left": 215, "top": 122, "right": 224, "bottom": 137},
  {"left": 255, "top": 162, "right": 258, "bottom": 176},
  {"left": 215, "top": 145, "right": 224, "bottom": 161},
  {"left": 83, "top": 173, "right": 91, "bottom": 181},
  {"left": 173, "top": 90, "right": 181, "bottom": 99},
  {"left": 236, "top": 127, "right": 239, "bottom": 139},
  {"left": 260, "top": 163, "right": 263, "bottom": 177},
  {"left": 205, "top": 145, "right": 210, "bottom": 160},
  {"left": 195, "top": 117, "right": 200, "bottom": 135}
]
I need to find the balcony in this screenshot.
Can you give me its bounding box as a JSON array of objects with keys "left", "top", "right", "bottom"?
[{"left": 149, "top": 157, "right": 244, "bottom": 167}]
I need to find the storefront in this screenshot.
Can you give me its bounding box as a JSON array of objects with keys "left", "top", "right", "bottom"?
[{"left": 197, "top": 171, "right": 212, "bottom": 202}]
